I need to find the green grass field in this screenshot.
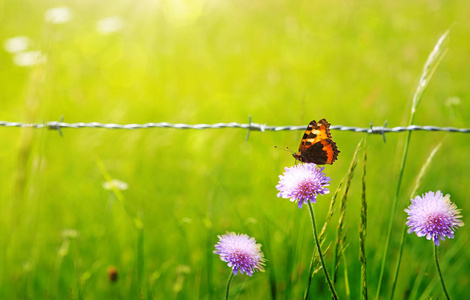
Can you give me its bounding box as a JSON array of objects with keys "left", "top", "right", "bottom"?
[{"left": 1, "top": 0, "right": 469, "bottom": 299}]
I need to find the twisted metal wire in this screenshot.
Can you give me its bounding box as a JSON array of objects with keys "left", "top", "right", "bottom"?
[{"left": 0, "top": 120, "right": 469, "bottom": 135}]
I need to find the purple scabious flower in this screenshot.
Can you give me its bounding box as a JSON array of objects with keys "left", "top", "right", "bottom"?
[
  {"left": 214, "top": 232, "right": 265, "bottom": 276},
  {"left": 276, "top": 163, "right": 331, "bottom": 209},
  {"left": 405, "top": 191, "right": 464, "bottom": 246}
]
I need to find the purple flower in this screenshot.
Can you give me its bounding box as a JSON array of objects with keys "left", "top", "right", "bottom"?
[
  {"left": 276, "top": 164, "right": 331, "bottom": 209},
  {"left": 214, "top": 232, "right": 265, "bottom": 276},
  {"left": 405, "top": 191, "right": 464, "bottom": 246}
]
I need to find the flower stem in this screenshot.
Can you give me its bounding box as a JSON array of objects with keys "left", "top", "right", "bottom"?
[
  {"left": 307, "top": 201, "right": 338, "bottom": 300},
  {"left": 434, "top": 244, "right": 451, "bottom": 300},
  {"left": 225, "top": 272, "right": 234, "bottom": 300}
]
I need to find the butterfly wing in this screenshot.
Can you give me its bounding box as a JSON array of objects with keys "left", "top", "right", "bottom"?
[
  {"left": 304, "top": 138, "right": 339, "bottom": 164},
  {"left": 293, "top": 119, "right": 340, "bottom": 165}
]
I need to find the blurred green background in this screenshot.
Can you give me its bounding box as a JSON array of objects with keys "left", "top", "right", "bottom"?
[{"left": 1, "top": 0, "right": 469, "bottom": 299}]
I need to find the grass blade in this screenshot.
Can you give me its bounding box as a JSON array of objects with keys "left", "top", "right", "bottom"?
[
  {"left": 389, "top": 143, "right": 442, "bottom": 299},
  {"left": 359, "top": 140, "right": 368, "bottom": 300},
  {"left": 333, "top": 139, "right": 362, "bottom": 283},
  {"left": 95, "top": 157, "right": 145, "bottom": 296},
  {"left": 375, "top": 30, "right": 449, "bottom": 300}
]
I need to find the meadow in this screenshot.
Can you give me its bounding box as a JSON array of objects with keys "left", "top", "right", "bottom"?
[{"left": 1, "top": 0, "right": 469, "bottom": 299}]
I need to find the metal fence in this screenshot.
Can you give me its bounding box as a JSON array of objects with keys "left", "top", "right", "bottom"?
[{"left": 1, "top": 119, "right": 469, "bottom": 141}]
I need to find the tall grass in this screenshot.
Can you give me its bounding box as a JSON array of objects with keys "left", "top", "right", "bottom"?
[
  {"left": 0, "top": 1, "right": 469, "bottom": 299},
  {"left": 359, "top": 141, "right": 368, "bottom": 300},
  {"left": 333, "top": 139, "right": 362, "bottom": 284},
  {"left": 375, "top": 30, "right": 450, "bottom": 300},
  {"left": 96, "top": 158, "right": 145, "bottom": 296},
  {"left": 390, "top": 143, "right": 442, "bottom": 299}
]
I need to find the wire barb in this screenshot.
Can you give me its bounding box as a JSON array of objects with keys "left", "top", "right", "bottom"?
[
  {"left": 369, "top": 121, "right": 388, "bottom": 143},
  {"left": 47, "top": 115, "right": 64, "bottom": 136},
  {"left": 245, "top": 115, "right": 252, "bottom": 141}
]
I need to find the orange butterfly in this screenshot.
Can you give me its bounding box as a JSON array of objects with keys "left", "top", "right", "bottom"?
[{"left": 292, "top": 119, "right": 340, "bottom": 165}]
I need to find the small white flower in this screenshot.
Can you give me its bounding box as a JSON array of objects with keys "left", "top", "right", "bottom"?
[
  {"left": 13, "top": 51, "right": 47, "bottom": 67},
  {"left": 45, "top": 7, "right": 73, "bottom": 24},
  {"left": 4, "top": 36, "right": 31, "bottom": 53},
  {"left": 103, "top": 179, "right": 129, "bottom": 191}
]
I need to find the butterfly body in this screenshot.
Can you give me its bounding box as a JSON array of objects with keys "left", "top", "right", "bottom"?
[{"left": 293, "top": 119, "right": 340, "bottom": 165}]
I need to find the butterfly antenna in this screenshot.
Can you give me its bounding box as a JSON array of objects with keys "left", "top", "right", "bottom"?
[
  {"left": 274, "top": 145, "right": 295, "bottom": 154},
  {"left": 286, "top": 146, "right": 295, "bottom": 154}
]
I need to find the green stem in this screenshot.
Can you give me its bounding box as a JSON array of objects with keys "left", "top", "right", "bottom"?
[
  {"left": 434, "top": 244, "right": 451, "bottom": 300},
  {"left": 375, "top": 130, "right": 411, "bottom": 300},
  {"left": 375, "top": 30, "right": 449, "bottom": 300},
  {"left": 389, "top": 225, "right": 407, "bottom": 300},
  {"left": 304, "top": 249, "right": 316, "bottom": 300},
  {"left": 307, "top": 201, "right": 338, "bottom": 300},
  {"left": 225, "top": 272, "right": 234, "bottom": 300}
]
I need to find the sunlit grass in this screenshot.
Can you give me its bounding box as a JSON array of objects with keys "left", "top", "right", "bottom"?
[{"left": 1, "top": 0, "right": 469, "bottom": 299}]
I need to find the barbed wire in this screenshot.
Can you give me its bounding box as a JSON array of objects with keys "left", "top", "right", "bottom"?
[{"left": 1, "top": 119, "right": 469, "bottom": 141}]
